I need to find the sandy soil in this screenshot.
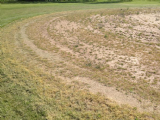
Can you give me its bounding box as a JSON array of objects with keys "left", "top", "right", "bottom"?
[{"left": 14, "top": 9, "right": 160, "bottom": 113}]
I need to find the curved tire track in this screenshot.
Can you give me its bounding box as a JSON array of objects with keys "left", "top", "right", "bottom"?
[{"left": 14, "top": 12, "right": 160, "bottom": 113}]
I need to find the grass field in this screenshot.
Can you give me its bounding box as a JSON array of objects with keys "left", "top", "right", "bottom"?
[
  {"left": 0, "top": 1, "right": 160, "bottom": 27},
  {"left": 1, "top": 1, "right": 160, "bottom": 120}
]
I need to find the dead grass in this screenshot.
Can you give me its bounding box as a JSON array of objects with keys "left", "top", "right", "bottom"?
[{"left": 1, "top": 8, "right": 160, "bottom": 119}]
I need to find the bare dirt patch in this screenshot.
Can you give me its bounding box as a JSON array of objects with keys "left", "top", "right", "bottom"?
[{"left": 14, "top": 9, "right": 160, "bottom": 115}]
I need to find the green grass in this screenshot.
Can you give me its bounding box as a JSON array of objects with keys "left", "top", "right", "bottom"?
[
  {"left": 0, "top": 1, "right": 160, "bottom": 27},
  {"left": 1, "top": 1, "right": 160, "bottom": 119}
]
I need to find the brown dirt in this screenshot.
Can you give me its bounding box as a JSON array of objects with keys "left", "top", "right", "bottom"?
[{"left": 14, "top": 9, "right": 160, "bottom": 114}]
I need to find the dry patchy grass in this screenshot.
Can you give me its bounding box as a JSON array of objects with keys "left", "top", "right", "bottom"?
[{"left": 1, "top": 8, "right": 160, "bottom": 119}]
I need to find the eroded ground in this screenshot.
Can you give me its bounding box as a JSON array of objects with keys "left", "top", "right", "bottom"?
[{"left": 13, "top": 8, "right": 160, "bottom": 115}]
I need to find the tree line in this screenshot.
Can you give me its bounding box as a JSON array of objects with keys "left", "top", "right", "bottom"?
[
  {"left": 1, "top": 0, "right": 159, "bottom": 3},
  {"left": 0, "top": 0, "right": 134, "bottom": 3}
]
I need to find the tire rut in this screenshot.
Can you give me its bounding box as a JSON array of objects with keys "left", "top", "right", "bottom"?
[{"left": 15, "top": 13, "right": 160, "bottom": 113}]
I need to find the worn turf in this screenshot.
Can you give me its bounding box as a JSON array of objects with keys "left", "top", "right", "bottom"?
[{"left": 1, "top": 1, "right": 160, "bottom": 119}]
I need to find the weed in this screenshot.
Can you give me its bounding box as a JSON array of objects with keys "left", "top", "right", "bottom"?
[{"left": 104, "top": 34, "right": 108, "bottom": 38}]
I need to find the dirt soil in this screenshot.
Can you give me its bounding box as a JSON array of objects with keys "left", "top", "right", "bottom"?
[{"left": 14, "top": 9, "right": 160, "bottom": 114}]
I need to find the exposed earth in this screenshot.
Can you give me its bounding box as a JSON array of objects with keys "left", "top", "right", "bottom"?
[{"left": 5, "top": 8, "right": 160, "bottom": 115}]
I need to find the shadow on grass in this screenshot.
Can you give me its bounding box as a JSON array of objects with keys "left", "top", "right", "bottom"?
[{"left": 85, "top": 0, "right": 123, "bottom": 4}]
